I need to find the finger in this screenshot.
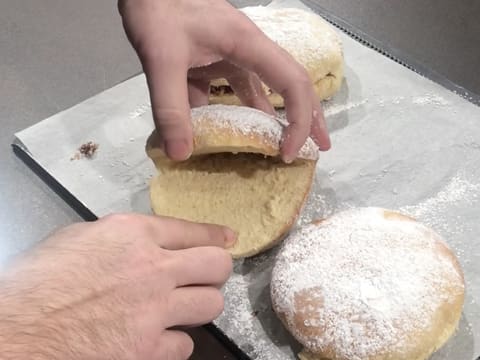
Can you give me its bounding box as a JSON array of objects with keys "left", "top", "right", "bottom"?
[
  {"left": 169, "top": 246, "right": 233, "bottom": 287},
  {"left": 155, "top": 330, "right": 194, "bottom": 360},
  {"left": 188, "top": 60, "right": 237, "bottom": 80},
  {"left": 280, "top": 93, "right": 313, "bottom": 163},
  {"left": 219, "top": 16, "right": 315, "bottom": 162},
  {"left": 99, "top": 213, "right": 236, "bottom": 250},
  {"left": 310, "top": 95, "right": 331, "bottom": 151},
  {"left": 188, "top": 78, "right": 210, "bottom": 108},
  {"left": 189, "top": 61, "right": 275, "bottom": 115},
  {"left": 142, "top": 53, "right": 193, "bottom": 161},
  {"left": 227, "top": 71, "right": 275, "bottom": 116},
  {"left": 152, "top": 216, "right": 237, "bottom": 250},
  {"left": 165, "top": 286, "right": 224, "bottom": 328}
]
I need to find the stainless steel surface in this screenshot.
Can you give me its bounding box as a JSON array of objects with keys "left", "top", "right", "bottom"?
[{"left": 0, "top": 1, "right": 236, "bottom": 358}]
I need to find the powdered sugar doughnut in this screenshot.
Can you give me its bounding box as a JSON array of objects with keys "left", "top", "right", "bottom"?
[
  {"left": 147, "top": 104, "right": 319, "bottom": 161},
  {"left": 271, "top": 207, "right": 465, "bottom": 360},
  {"left": 209, "top": 7, "right": 344, "bottom": 107}
]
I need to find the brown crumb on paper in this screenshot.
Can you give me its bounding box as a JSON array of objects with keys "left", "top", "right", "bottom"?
[
  {"left": 80, "top": 141, "right": 99, "bottom": 158},
  {"left": 71, "top": 141, "right": 99, "bottom": 160}
]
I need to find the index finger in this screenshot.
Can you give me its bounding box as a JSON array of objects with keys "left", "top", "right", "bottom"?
[
  {"left": 219, "top": 16, "right": 330, "bottom": 161},
  {"left": 141, "top": 49, "right": 194, "bottom": 161},
  {"left": 148, "top": 216, "right": 237, "bottom": 251}
]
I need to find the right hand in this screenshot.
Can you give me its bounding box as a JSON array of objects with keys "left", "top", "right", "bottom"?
[
  {"left": 118, "top": 0, "right": 331, "bottom": 163},
  {"left": 0, "top": 214, "right": 235, "bottom": 360}
]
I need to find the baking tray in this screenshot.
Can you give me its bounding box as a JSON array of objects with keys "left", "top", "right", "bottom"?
[{"left": 13, "top": 1, "right": 480, "bottom": 359}]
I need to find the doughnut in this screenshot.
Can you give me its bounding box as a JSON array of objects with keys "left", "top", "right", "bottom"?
[
  {"left": 271, "top": 207, "right": 465, "bottom": 360},
  {"left": 209, "top": 7, "right": 344, "bottom": 108},
  {"left": 146, "top": 104, "right": 319, "bottom": 258}
]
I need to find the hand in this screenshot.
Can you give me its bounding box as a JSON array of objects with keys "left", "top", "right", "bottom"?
[
  {"left": 118, "top": 0, "right": 331, "bottom": 163},
  {"left": 0, "top": 214, "right": 235, "bottom": 360}
]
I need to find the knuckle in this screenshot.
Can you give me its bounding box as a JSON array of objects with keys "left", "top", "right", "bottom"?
[
  {"left": 152, "top": 108, "right": 192, "bottom": 138},
  {"left": 280, "top": 67, "right": 311, "bottom": 99},
  {"left": 295, "top": 68, "right": 312, "bottom": 88},
  {"left": 154, "top": 250, "right": 176, "bottom": 274},
  {"left": 51, "top": 222, "right": 87, "bottom": 237},
  {"left": 221, "top": 16, "right": 258, "bottom": 56},
  {"left": 234, "top": 13, "right": 261, "bottom": 37},
  {"left": 99, "top": 213, "right": 140, "bottom": 228},
  {"left": 99, "top": 213, "right": 151, "bottom": 241},
  {"left": 101, "top": 213, "right": 137, "bottom": 226},
  {"left": 153, "top": 107, "right": 187, "bottom": 125},
  {"left": 131, "top": 243, "right": 159, "bottom": 267},
  {"left": 219, "top": 37, "right": 236, "bottom": 59}
]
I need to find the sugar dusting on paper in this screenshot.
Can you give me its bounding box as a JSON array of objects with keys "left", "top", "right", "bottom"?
[
  {"left": 400, "top": 173, "right": 480, "bottom": 235},
  {"left": 218, "top": 254, "right": 296, "bottom": 360},
  {"left": 411, "top": 93, "right": 450, "bottom": 106},
  {"left": 324, "top": 99, "right": 368, "bottom": 117},
  {"left": 129, "top": 102, "right": 151, "bottom": 119}
]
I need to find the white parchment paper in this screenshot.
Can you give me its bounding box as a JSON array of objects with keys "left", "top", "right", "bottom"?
[
  {"left": 15, "top": 1, "right": 480, "bottom": 359},
  {"left": 15, "top": 74, "right": 156, "bottom": 216}
]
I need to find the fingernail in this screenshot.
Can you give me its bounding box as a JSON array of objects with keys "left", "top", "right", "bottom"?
[
  {"left": 165, "top": 140, "right": 192, "bottom": 161},
  {"left": 282, "top": 155, "right": 294, "bottom": 164},
  {"left": 224, "top": 228, "right": 237, "bottom": 248}
]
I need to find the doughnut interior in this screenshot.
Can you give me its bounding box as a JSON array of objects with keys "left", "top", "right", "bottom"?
[{"left": 146, "top": 105, "right": 319, "bottom": 258}]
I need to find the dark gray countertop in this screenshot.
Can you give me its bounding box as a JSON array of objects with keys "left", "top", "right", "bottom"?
[
  {"left": 304, "top": 0, "right": 480, "bottom": 99},
  {"left": 1, "top": 0, "right": 478, "bottom": 359}
]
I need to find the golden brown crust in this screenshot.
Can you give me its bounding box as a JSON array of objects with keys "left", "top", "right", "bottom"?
[
  {"left": 146, "top": 105, "right": 319, "bottom": 162},
  {"left": 382, "top": 209, "right": 417, "bottom": 222}
]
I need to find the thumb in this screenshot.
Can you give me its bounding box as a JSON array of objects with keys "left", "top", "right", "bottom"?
[{"left": 143, "top": 55, "right": 193, "bottom": 161}]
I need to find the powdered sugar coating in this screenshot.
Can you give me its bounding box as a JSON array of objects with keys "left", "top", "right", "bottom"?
[
  {"left": 241, "top": 6, "right": 342, "bottom": 69},
  {"left": 271, "top": 207, "right": 464, "bottom": 359},
  {"left": 191, "top": 104, "right": 319, "bottom": 160}
]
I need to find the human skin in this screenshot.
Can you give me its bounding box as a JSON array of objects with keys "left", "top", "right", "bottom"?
[
  {"left": 0, "top": 214, "right": 235, "bottom": 360},
  {"left": 118, "top": 0, "right": 331, "bottom": 163}
]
